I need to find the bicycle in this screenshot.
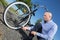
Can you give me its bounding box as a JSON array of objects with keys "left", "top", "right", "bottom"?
[{"left": 3, "top": 2, "right": 48, "bottom": 30}]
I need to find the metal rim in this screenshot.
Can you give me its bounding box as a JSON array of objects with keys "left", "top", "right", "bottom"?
[{"left": 4, "top": 2, "right": 31, "bottom": 29}]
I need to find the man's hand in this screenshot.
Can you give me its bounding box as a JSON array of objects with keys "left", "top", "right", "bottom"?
[
  {"left": 22, "top": 27, "right": 29, "bottom": 31},
  {"left": 31, "top": 31, "right": 37, "bottom": 35}
]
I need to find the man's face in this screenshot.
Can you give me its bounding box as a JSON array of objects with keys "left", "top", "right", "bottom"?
[{"left": 43, "top": 12, "right": 51, "bottom": 21}]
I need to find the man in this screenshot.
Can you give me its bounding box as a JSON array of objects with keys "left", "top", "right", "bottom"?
[{"left": 22, "top": 12, "right": 58, "bottom": 40}]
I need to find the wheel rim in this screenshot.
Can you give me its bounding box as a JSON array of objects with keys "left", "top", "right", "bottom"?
[{"left": 4, "top": 2, "right": 31, "bottom": 29}]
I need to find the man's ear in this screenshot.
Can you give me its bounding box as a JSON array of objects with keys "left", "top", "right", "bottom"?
[{"left": 49, "top": 16, "right": 52, "bottom": 20}]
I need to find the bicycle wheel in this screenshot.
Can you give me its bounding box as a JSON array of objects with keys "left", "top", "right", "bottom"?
[{"left": 4, "top": 2, "right": 31, "bottom": 29}]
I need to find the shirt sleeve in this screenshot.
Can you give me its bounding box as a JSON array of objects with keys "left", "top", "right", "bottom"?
[
  {"left": 27, "top": 26, "right": 34, "bottom": 31},
  {"left": 36, "top": 24, "right": 58, "bottom": 40}
]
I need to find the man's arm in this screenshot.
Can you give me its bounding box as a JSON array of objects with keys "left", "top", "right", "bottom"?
[
  {"left": 22, "top": 26, "right": 34, "bottom": 31},
  {"left": 27, "top": 26, "right": 34, "bottom": 31},
  {"left": 32, "top": 24, "right": 58, "bottom": 40}
]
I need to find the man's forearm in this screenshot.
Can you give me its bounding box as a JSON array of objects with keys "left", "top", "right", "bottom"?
[
  {"left": 27, "top": 26, "right": 34, "bottom": 31},
  {"left": 36, "top": 32, "right": 48, "bottom": 39}
]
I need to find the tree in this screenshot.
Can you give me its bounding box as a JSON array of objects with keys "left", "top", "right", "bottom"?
[
  {"left": 0, "top": 0, "right": 8, "bottom": 7},
  {"left": 0, "top": 0, "right": 17, "bottom": 14},
  {"left": 16, "top": 0, "right": 32, "bottom": 8},
  {"left": 35, "top": 18, "right": 42, "bottom": 25}
]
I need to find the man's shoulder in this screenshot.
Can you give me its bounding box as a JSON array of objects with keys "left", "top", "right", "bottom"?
[
  {"left": 51, "top": 20, "right": 57, "bottom": 25},
  {"left": 50, "top": 20, "right": 58, "bottom": 28}
]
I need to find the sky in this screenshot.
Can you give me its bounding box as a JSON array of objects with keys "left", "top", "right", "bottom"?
[{"left": 6, "top": 0, "right": 60, "bottom": 40}]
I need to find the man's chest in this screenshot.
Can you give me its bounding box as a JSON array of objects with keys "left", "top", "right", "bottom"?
[{"left": 42, "top": 23, "right": 52, "bottom": 32}]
